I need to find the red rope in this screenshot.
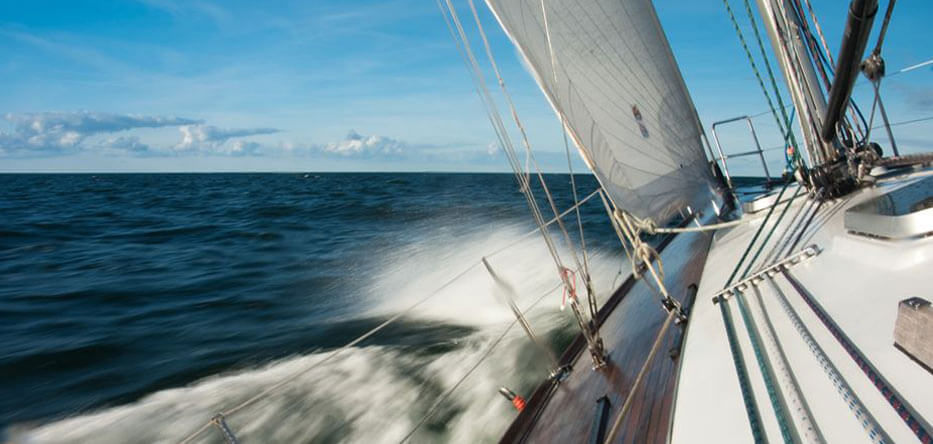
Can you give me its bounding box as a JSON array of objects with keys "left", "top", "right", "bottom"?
[{"left": 560, "top": 267, "right": 577, "bottom": 310}]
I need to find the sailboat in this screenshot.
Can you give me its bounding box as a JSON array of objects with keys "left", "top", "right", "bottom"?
[
  {"left": 436, "top": 0, "right": 932, "bottom": 442},
  {"left": 168, "top": 0, "right": 930, "bottom": 442}
]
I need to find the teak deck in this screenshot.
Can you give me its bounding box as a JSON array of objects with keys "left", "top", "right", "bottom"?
[{"left": 500, "top": 227, "right": 714, "bottom": 444}]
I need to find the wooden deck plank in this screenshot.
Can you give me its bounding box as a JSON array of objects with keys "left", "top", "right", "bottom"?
[{"left": 500, "top": 228, "right": 713, "bottom": 443}]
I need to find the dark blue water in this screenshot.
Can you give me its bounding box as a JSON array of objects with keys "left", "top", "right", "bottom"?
[{"left": 1, "top": 173, "right": 632, "bottom": 443}]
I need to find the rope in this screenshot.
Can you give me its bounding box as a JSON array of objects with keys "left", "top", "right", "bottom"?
[
  {"left": 611, "top": 209, "right": 688, "bottom": 323},
  {"left": 782, "top": 271, "right": 932, "bottom": 442},
  {"left": 399, "top": 282, "right": 562, "bottom": 443},
  {"left": 741, "top": 0, "right": 800, "bottom": 152},
  {"left": 794, "top": 0, "right": 867, "bottom": 142},
  {"left": 722, "top": 0, "right": 797, "bottom": 154},
  {"left": 177, "top": 261, "right": 483, "bottom": 443},
  {"left": 597, "top": 189, "right": 636, "bottom": 273},
  {"left": 739, "top": 186, "right": 803, "bottom": 280},
  {"left": 734, "top": 290, "right": 797, "bottom": 443},
  {"left": 602, "top": 307, "right": 679, "bottom": 444},
  {"left": 718, "top": 295, "right": 767, "bottom": 443},
  {"left": 460, "top": 0, "right": 605, "bottom": 364},
  {"left": 724, "top": 181, "right": 791, "bottom": 287},
  {"left": 763, "top": 275, "right": 889, "bottom": 444},
  {"left": 628, "top": 213, "right": 747, "bottom": 234},
  {"left": 715, "top": 178, "right": 795, "bottom": 443},
  {"left": 559, "top": 267, "right": 576, "bottom": 311},
  {"left": 747, "top": 286, "right": 824, "bottom": 443}
]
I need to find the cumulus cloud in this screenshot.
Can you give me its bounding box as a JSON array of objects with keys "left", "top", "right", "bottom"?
[
  {"left": 0, "top": 112, "right": 479, "bottom": 163},
  {"left": 0, "top": 111, "right": 199, "bottom": 155},
  {"left": 318, "top": 130, "right": 407, "bottom": 157},
  {"left": 0, "top": 111, "right": 283, "bottom": 157},
  {"left": 175, "top": 125, "right": 279, "bottom": 154},
  {"left": 99, "top": 135, "right": 151, "bottom": 154}
]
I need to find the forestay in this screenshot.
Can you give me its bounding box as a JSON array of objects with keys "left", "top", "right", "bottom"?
[{"left": 484, "top": 0, "right": 715, "bottom": 224}]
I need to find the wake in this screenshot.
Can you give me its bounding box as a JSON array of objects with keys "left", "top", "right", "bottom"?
[{"left": 9, "top": 224, "right": 626, "bottom": 443}]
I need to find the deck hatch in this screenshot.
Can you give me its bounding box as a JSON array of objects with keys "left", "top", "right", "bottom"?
[{"left": 844, "top": 175, "right": 933, "bottom": 238}]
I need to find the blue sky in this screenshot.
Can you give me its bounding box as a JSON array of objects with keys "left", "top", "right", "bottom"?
[{"left": 0, "top": 0, "right": 930, "bottom": 173}]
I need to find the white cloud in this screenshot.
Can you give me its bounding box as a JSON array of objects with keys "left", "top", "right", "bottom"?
[
  {"left": 100, "top": 135, "right": 150, "bottom": 154},
  {"left": 0, "top": 111, "right": 199, "bottom": 155},
  {"left": 175, "top": 124, "right": 279, "bottom": 153},
  {"left": 0, "top": 112, "right": 283, "bottom": 157},
  {"left": 486, "top": 141, "right": 499, "bottom": 155},
  {"left": 319, "top": 130, "right": 406, "bottom": 157},
  {"left": 0, "top": 112, "right": 499, "bottom": 165}
]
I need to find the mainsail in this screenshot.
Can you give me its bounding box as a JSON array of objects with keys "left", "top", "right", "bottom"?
[{"left": 485, "top": 0, "right": 715, "bottom": 224}]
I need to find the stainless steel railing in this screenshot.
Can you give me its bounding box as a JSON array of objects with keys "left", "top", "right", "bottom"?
[{"left": 710, "top": 115, "right": 773, "bottom": 191}]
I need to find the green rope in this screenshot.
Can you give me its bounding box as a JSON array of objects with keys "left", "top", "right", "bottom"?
[
  {"left": 739, "top": 185, "right": 803, "bottom": 280},
  {"left": 717, "top": 178, "right": 793, "bottom": 444},
  {"left": 735, "top": 290, "right": 796, "bottom": 443},
  {"left": 722, "top": 0, "right": 789, "bottom": 144},
  {"left": 719, "top": 297, "right": 768, "bottom": 443},
  {"left": 741, "top": 0, "right": 800, "bottom": 154},
  {"left": 724, "top": 181, "right": 791, "bottom": 287}
]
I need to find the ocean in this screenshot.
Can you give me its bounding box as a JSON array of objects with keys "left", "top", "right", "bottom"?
[{"left": 0, "top": 172, "right": 632, "bottom": 443}]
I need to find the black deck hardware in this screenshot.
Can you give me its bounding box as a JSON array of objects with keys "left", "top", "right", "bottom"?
[{"left": 589, "top": 396, "right": 612, "bottom": 444}]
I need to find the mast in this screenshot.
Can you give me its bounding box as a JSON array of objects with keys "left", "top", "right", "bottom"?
[{"left": 754, "top": 0, "right": 833, "bottom": 165}]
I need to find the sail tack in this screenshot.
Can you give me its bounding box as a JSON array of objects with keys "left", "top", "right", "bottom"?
[{"left": 485, "top": 0, "right": 714, "bottom": 224}]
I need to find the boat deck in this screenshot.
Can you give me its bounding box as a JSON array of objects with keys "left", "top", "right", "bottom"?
[
  {"left": 500, "top": 169, "right": 933, "bottom": 443},
  {"left": 500, "top": 218, "right": 715, "bottom": 443},
  {"left": 672, "top": 169, "right": 933, "bottom": 443}
]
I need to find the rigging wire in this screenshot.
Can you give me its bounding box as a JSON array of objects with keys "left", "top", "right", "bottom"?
[
  {"left": 739, "top": 186, "right": 803, "bottom": 280},
  {"left": 539, "top": 0, "right": 597, "bottom": 319},
  {"left": 718, "top": 296, "right": 767, "bottom": 443},
  {"left": 458, "top": 0, "right": 606, "bottom": 364},
  {"left": 178, "top": 261, "right": 483, "bottom": 444},
  {"left": 746, "top": 285, "right": 825, "bottom": 443},
  {"left": 740, "top": 0, "right": 800, "bottom": 153},
  {"left": 399, "top": 282, "right": 563, "bottom": 443},
  {"left": 791, "top": 0, "right": 867, "bottom": 142},
  {"left": 458, "top": 0, "right": 582, "bottom": 280},
  {"left": 175, "top": 183, "right": 612, "bottom": 443},
  {"left": 861, "top": 0, "right": 901, "bottom": 154}
]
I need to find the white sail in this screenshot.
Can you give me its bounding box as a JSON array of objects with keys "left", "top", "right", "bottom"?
[{"left": 485, "top": 0, "right": 715, "bottom": 224}]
